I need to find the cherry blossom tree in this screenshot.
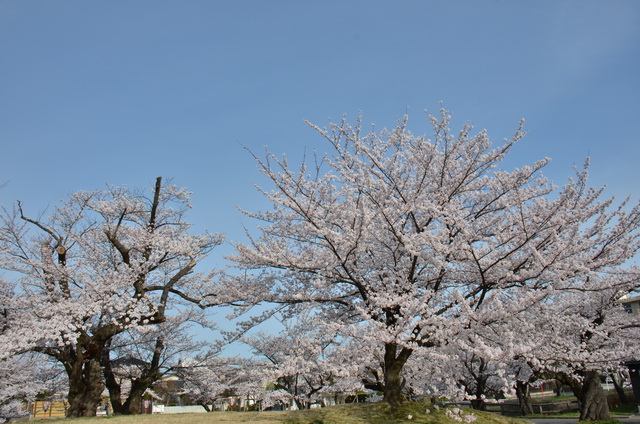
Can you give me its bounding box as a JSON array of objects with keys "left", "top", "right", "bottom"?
[
  {"left": 177, "top": 355, "right": 272, "bottom": 411},
  {"left": 0, "top": 282, "right": 66, "bottom": 422},
  {"left": 232, "top": 108, "right": 640, "bottom": 410},
  {"left": 177, "top": 356, "right": 234, "bottom": 411},
  {"left": 0, "top": 177, "right": 224, "bottom": 417},
  {"left": 456, "top": 276, "right": 640, "bottom": 420},
  {"left": 517, "top": 286, "right": 640, "bottom": 421},
  {"left": 243, "top": 318, "right": 367, "bottom": 409},
  {"left": 446, "top": 351, "right": 510, "bottom": 410},
  {"left": 0, "top": 354, "right": 66, "bottom": 423}
]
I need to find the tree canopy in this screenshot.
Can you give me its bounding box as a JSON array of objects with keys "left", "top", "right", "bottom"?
[{"left": 232, "top": 109, "right": 640, "bottom": 410}]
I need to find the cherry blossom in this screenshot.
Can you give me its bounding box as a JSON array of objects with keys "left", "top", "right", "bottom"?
[{"left": 232, "top": 108, "right": 640, "bottom": 411}]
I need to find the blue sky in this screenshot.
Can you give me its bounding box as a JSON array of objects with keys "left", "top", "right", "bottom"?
[{"left": 1, "top": 1, "right": 639, "bottom": 350}]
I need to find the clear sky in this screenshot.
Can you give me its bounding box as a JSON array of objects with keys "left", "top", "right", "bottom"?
[{"left": 1, "top": 1, "right": 639, "bottom": 350}]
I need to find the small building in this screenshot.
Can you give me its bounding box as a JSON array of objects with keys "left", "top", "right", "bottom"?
[{"left": 621, "top": 294, "right": 640, "bottom": 315}]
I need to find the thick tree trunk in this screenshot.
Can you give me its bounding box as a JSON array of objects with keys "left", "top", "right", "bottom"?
[
  {"left": 515, "top": 380, "right": 534, "bottom": 416},
  {"left": 382, "top": 342, "right": 412, "bottom": 411},
  {"left": 464, "top": 356, "right": 488, "bottom": 411},
  {"left": 570, "top": 371, "right": 611, "bottom": 421},
  {"left": 66, "top": 357, "right": 104, "bottom": 418}
]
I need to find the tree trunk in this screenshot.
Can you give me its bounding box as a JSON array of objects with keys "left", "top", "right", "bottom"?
[
  {"left": 382, "top": 342, "right": 412, "bottom": 411},
  {"left": 464, "top": 357, "right": 487, "bottom": 411},
  {"left": 470, "top": 398, "right": 487, "bottom": 411},
  {"left": 102, "top": 364, "right": 151, "bottom": 415},
  {"left": 610, "top": 373, "right": 630, "bottom": 405},
  {"left": 121, "top": 383, "right": 146, "bottom": 415},
  {"left": 103, "top": 336, "right": 165, "bottom": 415},
  {"left": 554, "top": 380, "right": 562, "bottom": 397},
  {"left": 570, "top": 371, "right": 611, "bottom": 421},
  {"left": 515, "top": 380, "right": 534, "bottom": 416},
  {"left": 469, "top": 377, "right": 487, "bottom": 411},
  {"left": 101, "top": 343, "right": 124, "bottom": 415},
  {"left": 66, "top": 357, "right": 104, "bottom": 418},
  {"left": 469, "top": 373, "right": 487, "bottom": 411}
]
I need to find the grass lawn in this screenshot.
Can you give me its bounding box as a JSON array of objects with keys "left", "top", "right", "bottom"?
[
  {"left": 30, "top": 411, "right": 283, "bottom": 424},
  {"left": 35, "top": 401, "right": 531, "bottom": 424}
]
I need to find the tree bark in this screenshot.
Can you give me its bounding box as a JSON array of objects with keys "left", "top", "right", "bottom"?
[
  {"left": 570, "top": 371, "right": 611, "bottom": 421},
  {"left": 382, "top": 342, "right": 412, "bottom": 411},
  {"left": 468, "top": 358, "right": 487, "bottom": 411},
  {"left": 469, "top": 375, "right": 487, "bottom": 411},
  {"left": 515, "top": 380, "right": 534, "bottom": 416},
  {"left": 66, "top": 356, "right": 104, "bottom": 418},
  {"left": 101, "top": 342, "right": 124, "bottom": 415},
  {"left": 121, "top": 383, "right": 146, "bottom": 415}
]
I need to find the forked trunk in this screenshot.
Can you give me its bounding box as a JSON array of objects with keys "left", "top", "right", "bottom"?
[
  {"left": 66, "top": 357, "right": 104, "bottom": 418},
  {"left": 469, "top": 375, "right": 487, "bottom": 411},
  {"left": 382, "top": 342, "right": 412, "bottom": 411},
  {"left": 102, "top": 336, "right": 164, "bottom": 415},
  {"left": 554, "top": 380, "right": 562, "bottom": 397},
  {"left": 106, "top": 373, "right": 158, "bottom": 415}
]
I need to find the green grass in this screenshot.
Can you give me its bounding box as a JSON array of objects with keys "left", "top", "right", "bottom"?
[
  {"left": 282, "top": 400, "right": 530, "bottom": 424},
  {"left": 609, "top": 403, "right": 640, "bottom": 415},
  {"left": 31, "top": 401, "right": 531, "bottom": 424},
  {"left": 25, "top": 410, "right": 285, "bottom": 424}
]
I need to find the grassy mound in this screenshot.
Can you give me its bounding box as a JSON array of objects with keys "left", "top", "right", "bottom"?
[
  {"left": 282, "top": 400, "right": 530, "bottom": 424},
  {"left": 34, "top": 401, "right": 531, "bottom": 424}
]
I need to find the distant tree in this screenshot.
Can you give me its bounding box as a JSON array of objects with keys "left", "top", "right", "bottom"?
[
  {"left": 177, "top": 355, "right": 271, "bottom": 411},
  {"left": 450, "top": 351, "right": 507, "bottom": 410},
  {"left": 0, "top": 354, "right": 66, "bottom": 422},
  {"left": 232, "top": 108, "right": 640, "bottom": 411},
  {"left": 0, "top": 280, "right": 67, "bottom": 422},
  {"left": 0, "top": 177, "right": 224, "bottom": 417},
  {"left": 243, "top": 318, "right": 367, "bottom": 409},
  {"left": 177, "top": 356, "right": 232, "bottom": 411}
]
